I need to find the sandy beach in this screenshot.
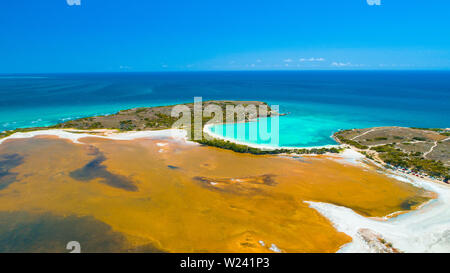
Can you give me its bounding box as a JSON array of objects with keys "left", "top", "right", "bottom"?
[
  {"left": 0, "top": 128, "right": 189, "bottom": 145},
  {"left": 203, "top": 123, "right": 342, "bottom": 151},
  {"left": 307, "top": 158, "right": 450, "bottom": 253}
]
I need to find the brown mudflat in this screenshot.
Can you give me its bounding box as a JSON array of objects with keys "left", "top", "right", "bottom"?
[{"left": 0, "top": 136, "right": 432, "bottom": 253}]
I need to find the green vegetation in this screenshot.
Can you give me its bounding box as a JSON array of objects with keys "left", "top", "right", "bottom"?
[
  {"left": 195, "top": 137, "right": 342, "bottom": 155},
  {"left": 0, "top": 131, "right": 14, "bottom": 139},
  {"left": 371, "top": 144, "right": 449, "bottom": 179},
  {"left": 335, "top": 135, "right": 368, "bottom": 149},
  {"left": 154, "top": 113, "right": 178, "bottom": 128},
  {"left": 334, "top": 128, "right": 450, "bottom": 181},
  {"left": 135, "top": 108, "right": 147, "bottom": 114},
  {"left": 366, "top": 137, "right": 388, "bottom": 142},
  {"left": 410, "top": 127, "right": 450, "bottom": 137},
  {"left": 82, "top": 122, "right": 104, "bottom": 130},
  {"left": 411, "top": 127, "right": 442, "bottom": 132},
  {"left": 361, "top": 151, "right": 375, "bottom": 160},
  {"left": 119, "top": 120, "right": 135, "bottom": 131}
]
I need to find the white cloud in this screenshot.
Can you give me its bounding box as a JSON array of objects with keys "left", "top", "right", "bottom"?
[
  {"left": 299, "top": 57, "right": 325, "bottom": 62},
  {"left": 331, "top": 62, "right": 351, "bottom": 67},
  {"left": 67, "top": 0, "right": 81, "bottom": 6},
  {"left": 284, "top": 58, "right": 293, "bottom": 63},
  {"left": 119, "top": 65, "right": 132, "bottom": 70}
]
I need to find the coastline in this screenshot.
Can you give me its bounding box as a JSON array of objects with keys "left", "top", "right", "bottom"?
[
  {"left": 306, "top": 150, "right": 450, "bottom": 253},
  {"left": 1, "top": 127, "right": 449, "bottom": 253},
  {"left": 203, "top": 122, "right": 342, "bottom": 151},
  {"left": 0, "top": 128, "right": 190, "bottom": 145},
  {"left": 0, "top": 127, "right": 420, "bottom": 253}
]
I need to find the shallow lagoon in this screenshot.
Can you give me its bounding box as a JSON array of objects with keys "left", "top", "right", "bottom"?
[{"left": 0, "top": 134, "right": 432, "bottom": 252}]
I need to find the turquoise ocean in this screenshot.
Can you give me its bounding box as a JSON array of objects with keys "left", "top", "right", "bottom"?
[{"left": 0, "top": 71, "right": 449, "bottom": 147}]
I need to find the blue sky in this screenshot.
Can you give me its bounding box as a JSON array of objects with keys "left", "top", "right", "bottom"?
[{"left": 0, "top": 0, "right": 449, "bottom": 73}]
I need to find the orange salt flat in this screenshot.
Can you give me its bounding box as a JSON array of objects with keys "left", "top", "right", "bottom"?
[{"left": 0, "top": 136, "right": 432, "bottom": 252}]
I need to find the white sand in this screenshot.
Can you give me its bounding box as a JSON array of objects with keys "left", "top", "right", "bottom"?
[
  {"left": 306, "top": 169, "right": 450, "bottom": 253},
  {"left": 0, "top": 129, "right": 188, "bottom": 145},
  {"left": 269, "top": 244, "right": 282, "bottom": 253},
  {"left": 328, "top": 148, "right": 365, "bottom": 165}
]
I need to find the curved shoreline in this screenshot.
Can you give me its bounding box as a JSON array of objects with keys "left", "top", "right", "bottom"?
[
  {"left": 1, "top": 128, "right": 449, "bottom": 253},
  {"left": 0, "top": 128, "right": 189, "bottom": 145},
  {"left": 306, "top": 166, "right": 450, "bottom": 253},
  {"left": 203, "top": 123, "right": 342, "bottom": 150}
]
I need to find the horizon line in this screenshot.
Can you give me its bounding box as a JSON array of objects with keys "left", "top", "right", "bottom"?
[{"left": 1, "top": 68, "right": 450, "bottom": 75}]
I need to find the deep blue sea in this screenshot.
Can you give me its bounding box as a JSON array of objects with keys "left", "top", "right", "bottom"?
[{"left": 1, "top": 71, "right": 449, "bottom": 147}]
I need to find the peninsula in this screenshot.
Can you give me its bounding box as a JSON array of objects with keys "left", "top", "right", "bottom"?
[
  {"left": 0, "top": 100, "right": 339, "bottom": 155},
  {"left": 334, "top": 127, "right": 450, "bottom": 183}
]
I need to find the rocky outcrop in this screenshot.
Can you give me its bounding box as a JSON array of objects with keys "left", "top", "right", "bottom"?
[{"left": 358, "top": 228, "right": 402, "bottom": 253}]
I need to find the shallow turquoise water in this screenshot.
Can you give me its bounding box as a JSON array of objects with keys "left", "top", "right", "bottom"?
[
  {"left": 1, "top": 72, "right": 449, "bottom": 147},
  {"left": 208, "top": 101, "right": 385, "bottom": 147},
  {"left": 208, "top": 96, "right": 449, "bottom": 147}
]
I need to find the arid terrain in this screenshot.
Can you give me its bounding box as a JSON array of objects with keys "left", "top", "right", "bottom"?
[
  {"left": 334, "top": 127, "right": 450, "bottom": 182},
  {"left": 38, "top": 100, "right": 270, "bottom": 131}
]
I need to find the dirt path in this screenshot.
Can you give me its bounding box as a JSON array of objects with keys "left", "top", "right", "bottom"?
[
  {"left": 424, "top": 141, "right": 438, "bottom": 158},
  {"left": 351, "top": 128, "right": 377, "bottom": 140}
]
